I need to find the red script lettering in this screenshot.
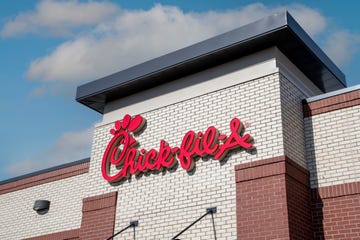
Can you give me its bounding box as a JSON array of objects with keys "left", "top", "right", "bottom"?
[{"left": 101, "top": 115, "right": 254, "bottom": 182}]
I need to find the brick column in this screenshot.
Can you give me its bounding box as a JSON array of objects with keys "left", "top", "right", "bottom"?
[
  {"left": 235, "top": 156, "right": 312, "bottom": 239},
  {"left": 311, "top": 182, "right": 360, "bottom": 239},
  {"left": 79, "top": 192, "right": 118, "bottom": 240}
]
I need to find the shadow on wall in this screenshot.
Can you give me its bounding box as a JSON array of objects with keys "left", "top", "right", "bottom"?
[
  {"left": 303, "top": 104, "right": 325, "bottom": 239},
  {"left": 311, "top": 190, "right": 325, "bottom": 239}
]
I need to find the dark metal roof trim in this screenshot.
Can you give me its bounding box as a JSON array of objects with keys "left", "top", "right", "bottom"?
[
  {"left": 306, "top": 84, "right": 360, "bottom": 103},
  {"left": 76, "top": 11, "right": 346, "bottom": 114},
  {"left": 0, "top": 158, "right": 90, "bottom": 185}
]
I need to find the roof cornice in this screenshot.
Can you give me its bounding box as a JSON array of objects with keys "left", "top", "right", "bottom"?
[{"left": 76, "top": 11, "right": 346, "bottom": 114}]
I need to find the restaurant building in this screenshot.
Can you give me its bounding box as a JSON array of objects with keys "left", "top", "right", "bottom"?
[{"left": 1, "top": 12, "right": 359, "bottom": 239}]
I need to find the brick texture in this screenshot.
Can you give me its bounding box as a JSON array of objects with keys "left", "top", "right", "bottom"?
[
  {"left": 79, "top": 192, "right": 118, "bottom": 240},
  {"left": 304, "top": 95, "right": 360, "bottom": 188},
  {"left": 0, "top": 171, "right": 89, "bottom": 239},
  {"left": 303, "top": 88, "right": 360, "bottom": 239},
  {"left": 286, "top": 174, "right": 312, "bottom": 239},
  {"left": 311, "top": 182, "right": 360, "bottom": 239},
  {"left": 15, "top": 192, "right": 118, "bottom": 240},
  {"left": 0, "top": 160, "right": 89, "bottom": 194},
  {"left": 1, "top": 49, "right": 359, "bottom": 240},
  {"left": 235, "top": 155, "right": 312, "bottom": 240},
  {"left": 24, "top": 229, "right": 80, "bottom": 240},
  {"left": 280, "top": 74, "right": 307, "bottom": 168},
  {"left": 88, "top": 73, "right": 286, "bottom": 239},
  {"left": 303, "top": 89, "right": 360, "bottom": 117}
]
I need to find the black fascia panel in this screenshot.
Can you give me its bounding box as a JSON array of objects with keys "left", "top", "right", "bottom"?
[
  {"left": 282, "top": 13, "right": 346, "bottom": 91},
  {"left": 76, "top": 11, "right": 346, "bottom": 114}
]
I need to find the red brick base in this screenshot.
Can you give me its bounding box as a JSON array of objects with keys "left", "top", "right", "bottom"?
[
  {"left": 235, "top": 156, "right": 360, "bottom": 239},
  {"left": 311, "top": 182, "right": 360, "bottom": 239},
  {"left": 235, "top": 156, "right": 312, "bottom": 239},
  {"left": 79, "top": 192, "right": 118, "bottom": 240},
  {"left": 24, "top": 229, "right": 80, "bottom": 240}
]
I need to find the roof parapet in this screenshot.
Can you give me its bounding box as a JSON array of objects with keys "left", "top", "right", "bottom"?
[{"left": 76, "top": 11, "right": 346, "bottom": 114}]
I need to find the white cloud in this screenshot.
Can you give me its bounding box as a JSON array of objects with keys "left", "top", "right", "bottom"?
[
  {"left": 4, "top": 160, "right": 39, "bottom": 178},
  {"left": 3, "top": 1, "right": 358, "bottom": 179},
  {"left": 288, "top": 4, "right": 326, "bottom": 37},
  {"left": 0, "top": 0, "right": 118, "bottom": 37},
  {"left": 3, "top": 1, "right": 356, "bottom": 94},
  {"left": 44, "top": 126, "right": 93, "bottom": 162},
  {"left": 324, "top": 30, "right": 360, "bottom": 66},
  {"left": 3, "top": 126, "right": 93, "bottom": 177},
  {"left": 22, "top": 3, "right": 329, "bottom": 96}
]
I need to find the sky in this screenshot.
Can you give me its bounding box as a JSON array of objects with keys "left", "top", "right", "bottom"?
[{"left": 0, "top": 0, "right": 359, "bottom": 181}]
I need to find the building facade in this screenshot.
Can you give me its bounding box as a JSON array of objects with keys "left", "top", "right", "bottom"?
[{"left": 1, "top": 12, "right": 359, "bottom": 239}]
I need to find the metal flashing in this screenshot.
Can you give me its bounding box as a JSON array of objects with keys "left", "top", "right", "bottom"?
[
  {"left": 306, "top": 84, "right": 360, "bottom": 103},
  {"left": 76, "top": 11, "right": 346, "bottom": 114}
]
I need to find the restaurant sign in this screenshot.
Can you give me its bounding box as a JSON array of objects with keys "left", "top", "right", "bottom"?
[{"left": 102, "top": 114, "right": 254, "bottom": 182}]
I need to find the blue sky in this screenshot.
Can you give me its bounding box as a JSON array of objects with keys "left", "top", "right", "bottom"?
[{"left": 0, "top": 0, "right": 359, "bottom": 181}]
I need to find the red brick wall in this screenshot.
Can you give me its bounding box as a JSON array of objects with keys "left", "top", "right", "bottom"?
[
  {"left": 79, "top": 192, "right": 118, "bottom": 240},
  {"left": 312, "top": 182, "right": 360, "bottom": 239},
  {"left": 286, "top": 175, "right": 312, "bottom": 239},
  {"left": 303, "top": 88, "right": 360, "bottom": 117},
  {"left": 236, "top": 174, "right": 289, "bottom": 239},
  {"left": 235, "top": 155, "right": 312, "bottom": 239},
  {"left": 24, "top": 229, "right": 80, "bottom": 240}
]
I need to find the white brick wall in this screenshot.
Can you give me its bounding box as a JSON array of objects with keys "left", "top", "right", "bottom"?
[
  {"left": 280, "top": 74, "right": 307, "bottom": 168},
  {"left": 89, "top": 72, "right": 286, "bottom": 239},
  {"left": 0, "top": 174, "right": 88, "bottom": 239},
  {"left": 0, "top": 50, "right": 322, "bottom": 239},
  {"left": 305, "top": 105, "right": 360, "bottom": 188},
  {"left": 103, "top": 48, "right": 279, "bottom": 123}
]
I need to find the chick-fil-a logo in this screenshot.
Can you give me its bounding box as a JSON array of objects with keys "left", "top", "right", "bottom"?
[{"left": 102, "top": 114, "right": 254, "bottom": 183}]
